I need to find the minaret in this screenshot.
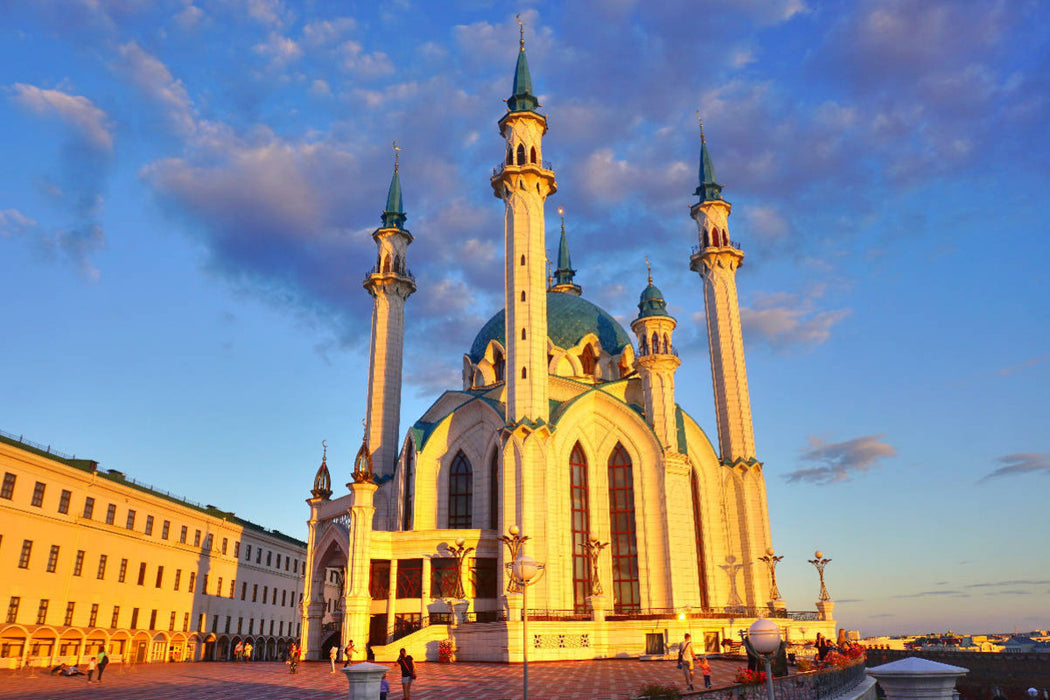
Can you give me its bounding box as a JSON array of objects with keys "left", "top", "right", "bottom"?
[
  {"left": 689, "top": 120, "right": 756, "bottom": 464},
  {"left": 630, "top": 263, "right": 680, "bottom": 452},
  {"left": 363, "top": 145, "right": 416, "bottom": 475},
  {"left": 549, "top": 207, "right": 581, "bottom": 296},
  {"left": 490, "top": 23, "right": 557, "bottom": 425}
]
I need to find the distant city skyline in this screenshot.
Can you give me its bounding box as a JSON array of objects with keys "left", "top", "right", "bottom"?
[{"left": 1, "top": 1, "right": 1047, "bottom": 638}]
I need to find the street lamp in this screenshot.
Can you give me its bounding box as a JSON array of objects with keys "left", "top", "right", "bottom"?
[
  {"left": 757, "top": 547, "right": 784, "bottom": 601},
  {"left": 500, "top": 526, "right": 545, "bottom": 700},
  {"left": 748, "top": 618, "right": 781, "bottom": 700},
  {"left": 808, "top": 550, "right": 832, "bottom": 601}
]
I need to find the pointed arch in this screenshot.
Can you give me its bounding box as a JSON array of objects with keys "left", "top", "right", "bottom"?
[
  {"left": 448, "top": 451, "right": 473, "bottom": 529},
  {"left": 489, "top": 449, "right": 499, "bottom": 530},
  {"left": 651, "top": 332, "right": 660, "bottom": 354},
  {"left": 570, "top": 442, "right": 591, "bottom": 612},
  {"left": 516, "top": 144, "right": 526, "bottom": 165},
  {"left": 607, "top": 443, "right": 640, "bottom": 613},
  {"left": 506, "top": 147, "right": 513, "bottom": 165},
  {"left": 690, "top": 468, "right": 710, "bottom": 608},
  {"left": 402, "top": 445, "right": 414, "bottom": 531},
  {"left": 580, "top": 344, "right": 599, "bottom": 377},
  {"left": 493, "top": 346, "right": 505, "bottom": 382},
  {"left": 530, "top": 146, "right": 537, "bottom": 164}
]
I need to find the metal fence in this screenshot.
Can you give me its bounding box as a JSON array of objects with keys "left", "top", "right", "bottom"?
[{"left": 682, "top": 659, "right": 867, "bottom": 700}]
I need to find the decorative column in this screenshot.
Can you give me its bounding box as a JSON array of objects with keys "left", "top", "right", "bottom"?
[
  {"left": 302, "top": 444, "right": 333, "bottom": 660},
  {"left": 809, "top": 550, "right": 834, "bottom": 620},
  {"left": 758, "top": 547, "right": 786, "bottom": 614}
]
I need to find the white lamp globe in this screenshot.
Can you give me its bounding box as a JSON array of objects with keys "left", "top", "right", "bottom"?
[
  {"left": 749, "top": 618, "right": 781, "bottom": 655},
  {"left": 512, "top": 555, "right": 540, "bottom": 583}
]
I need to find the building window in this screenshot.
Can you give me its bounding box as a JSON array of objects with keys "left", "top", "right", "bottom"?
[
  {"left": 369, "top": 560, "right": 391, "bottom": 599},
  {"left": 180, "top": 526, "right": 187, "bottom": 544},
  {"left": 64, "top": 602, "right": 75, "bottom": 626},
  {"left": 607, "top": 443, "right": 641, "bottom": 613},
  {"left": 46, "top": 545, "right": 60, "bottom": 573},
  {"left": 241, "top": 582, "right": 247, "bottom": 600},
  {"left": 110, "top": 606, "right": 120, "bottom": 628},
  {"left": 136, "top": 562, "right": 146, "bottom": 586},
  {"left": 151, "top": 610, "right": 158, "bottom": 630},
  {"left": 580, "top": 344, "right": 599, "bottom": 377},
  {"left": 234, "top": 541, "right": 240, "bottom": 558},
  {"left": 130, "top": 608, "right": 139, "bottom": 629},
  {"left": 222, "top": 537, "right": 228, "bottom": 555},
  {"left": 161, "top": 520, "right": 170, "bottom": 540},
  {"left": 448, "top": 451, "right": 473, "bottom": 529},
  {"left": 144, "top": 515, "right": 154, "bottom": 535},
  {"left": 245, "top": 544, "right": 251, "bottom": 561},
  {"left": 126, "top": 510, "right": 136, "bottom": 530},
  {"left": 230, "top": 579, "right": 236, "bottom": 598},
  {"left": 83, "top": 497, "right": 94, "bottom": 519},
  {"left": 18, "top": 540, "right": 32, "bottom": 569},
  {"left": 471, "top": 558, "right": 498, "bottom": 598},
  {"left": 275, "top": 553, "right": 281, "bottom": 568},
  {"left": 174, "top": 569, "right": 181, "bottom": 590},
  {"left": 690, "top": 469, "right": 709, "bottom": 609},
  {"left": 430, "top": 558, "right": 458, "bottom": 598},
  {"left": 89, "top": 603, "right": 99, "bottom": 627},
  {"left": 97, "top": 554, "right": 107, "bottom": 580},
  {"left": 402, "top": 448, "right": 414, "bottom": 530},
  {"left": 252, "top": 584, "right": 258, "bottom": 602},
  {"left": 169, "top": 611, "right": 177, "bottom": 632},
  {"left": 262, "top": 585, "right": 267, "bottom": 603},
  {"left": 281, "top": 589, "right": 286, "bottom": 606},
  {"left": 0, "top": 472, "right": 14, "bottom": 500},
  {"left": 183, "top": 612, "right": 189, "bottom": 632},
  {"left": 105, "top": 504, "right": 116, "bottom": 525},
  {"left": 204, "top": 534, "right": 212, "bottom": 550},
  {"left": 193, "top": 530, "right": 201, "bottom": 547},
  {"left": 188, "top": 571, "right": 196, "bottom": 593},
  {"left": 118, "top": 558, "right": 128, "bottom": 583},
  {"left": 36, "top": 599, "right": 49, "bottom": 625},
  {"left": 248, "top": 619, "right": 254, "bottom": 634},
  {"left": 570, "top": 442, "right": 592, "bottom": 613},
  {"left": 217, "top": 577, "right": 224, "bottom": 597},
  {"left": 266, "top": 551, "right": 272, "bottom": 567},
  {"left": 256, "top": 549, "right": 261, "bottom": 564},
  {"left": 237, "top": 617, "right": 243, "bottom": 634},
  {"left": 58, "top": 489, "right": 71, "bottom": 514},
  {"left": 73, "top": 550, "right": 85, "bottom": 576},
  {"left": 6, "top": 597, "right": 19, "bottom": 623},
  {"left": 395, "top": 559, "right": 423, "bottom": 598},
  {"left": 203, "top": 575, "right": 210, "bottom": 595},
  {"left": 155, "top": 566, "right": 164, "bottom": 588},
  {"left": 31, "top": 481, "right": 46, "bottom": 507}
]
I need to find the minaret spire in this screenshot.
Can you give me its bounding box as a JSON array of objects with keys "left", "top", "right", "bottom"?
[
  {"left": 364, "top": 144, "right": 416, "bottom": 477},
  {"left": 550, "top": 207, "right": 581, "bottom": 296},
  {"left": 688, "top": 123, "right": 756, "bottom": 464}
]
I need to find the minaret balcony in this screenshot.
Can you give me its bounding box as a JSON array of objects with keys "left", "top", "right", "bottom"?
[
  {"left": 363, "top": 266, "right": 416, "bottom": 287},
  {"left": 491, "top": 159, "right": 553, "bottom": 178},
  {"left": 691, "top": 240, "right": 741, "bottom": 255}
]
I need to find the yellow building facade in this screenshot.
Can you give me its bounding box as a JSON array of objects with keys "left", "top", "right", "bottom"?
[{"left": 0, "top": 432, "right": 306, "bottom": 668}]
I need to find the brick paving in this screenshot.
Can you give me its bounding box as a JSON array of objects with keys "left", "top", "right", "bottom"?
[{"left": 0, "top": 657, "right": 744, "bottom": 699}]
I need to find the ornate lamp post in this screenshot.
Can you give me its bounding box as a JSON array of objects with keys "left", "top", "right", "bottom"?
[
  {"left": 500, "top": 525, "right": 545, "bottom": 700},
  {"left": 808, "top": 551, "right": 832, "bottom": 601},
  {"left": 748, "top": 618, "right": 781, "bottom": 700},
  {"left": 757, "top": 547, "right": 784, "bottom": 602},
  {"left": 448, "top": 538, "right": 476, "bottom": 601}
]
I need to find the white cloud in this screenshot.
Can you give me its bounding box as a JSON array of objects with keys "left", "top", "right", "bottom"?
[
  {"left": 10, "top": 84, "right": 113, "bottom": 152},
  {"left": 784, "top": 434, "right": 896, "bottom": 484},
  {"left": 116, "top": 42, "right": 196, "bottom": 138},
  {"left": 254, "top": 32, "right": 303, "bottom": 66},
  {"left": 741, "top": 289, "right": 850, "bottom": 350},
  {"left": 339, "top": 40, "right": 394, "bottom": 78},
  {"left": 302, "top": 17, "right": 357, "bottom": 46},
  {"left": 981, "top": 453, "right": 1050, "bottom": 481}
]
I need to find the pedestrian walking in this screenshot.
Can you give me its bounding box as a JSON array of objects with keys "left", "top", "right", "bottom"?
[
  {"left": 329, "top": 644, "right": 338, "bottom": 672},
  {"left": 244, "top": 641, "right": 253, "bottom": 662},
  {"left": 96, "top": 648, "right": 109, "bottom": 683},
  {"left": 234, "top": 640, "right": 243, "bottom": 662},
  {"left": 397, "top": 647, "right": 416, "bottom": 700},
  {"left": 699, "top": 655, "right": 712, "bottom": 689},
  {"left": 86, "top": 655, "right": 97, "bottom": 683},
  {"left": 678, "top": 633, "right": 696, "bottom": 691},
  {"left": 343, "top": 639, "right": 356, "bottom": 667}
]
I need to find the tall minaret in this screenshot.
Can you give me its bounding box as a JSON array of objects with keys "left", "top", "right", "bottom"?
[
  {"left": 689, "top": 121, "right": 756, "bottom": 464},
  {"left": 363, "top": 145, "right": 416, "bottom": 475},
  {"left": 490, "top": 22, "right": 557, "bottom": 425},
  {"left": 630, "top": 264, "right": 681, "bottom": 452}
]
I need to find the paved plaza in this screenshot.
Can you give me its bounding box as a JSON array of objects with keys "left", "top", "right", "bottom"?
[{"left": 0, "top": 658, "right": 743, "bottom": 699}]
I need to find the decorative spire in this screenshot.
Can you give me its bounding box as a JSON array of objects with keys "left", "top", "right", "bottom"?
[
  {"left": 351, "top": 432, "right": 375, "bottom": 484},
  {"left": 507, "top": 15, "right": 539, "bottom": 113},
  {"left": 637, "top": 262, "right": 671, "bottom": 319},
  {"left": 517, "top": 13, "right": 525, "bottom": 51},
  {"left": 694, "top": 112, "right": 723, "bottom": 202},
  {"left": 311, "top": 440, "right": 332, "bottom": 500},
  {"left": 646, "top": 255, "right": 652, "bottom": 285},
  {"left": 550, "top": 207, "right": 581, "bottom": 296},
  {"left": 381, "top": 141, "right": 406, "bottom": 229}
]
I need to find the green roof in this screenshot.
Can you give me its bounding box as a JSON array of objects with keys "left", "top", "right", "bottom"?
[
  {"left": 469, "top": 292, "right": 633, "bottom": 363},
  {"left": 695, "top": 137, "right": 723, "bottom": 202},
  {"left": 381, "top": 165, "right": 406, "bottom": 229},
  {"left": 507, "top": 48, "right": 539, "bottom": 113},
  {"left": 637, "top": 282, "right": 672, "bottom": 319}
]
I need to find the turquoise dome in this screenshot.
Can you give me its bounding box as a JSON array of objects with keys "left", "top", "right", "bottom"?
[
  {"left": 637, "top": 283, "right": 671, "bottom": 319},
  {"left": 469, "top": 292, "right": 632, "bottom": 363}
]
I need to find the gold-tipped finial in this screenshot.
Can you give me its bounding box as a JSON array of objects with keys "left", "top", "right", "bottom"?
[
  {"left": 321, "top": 439, "right": 327, "bottom": 462},
  {"left": 696, "top": 110, "right": 705, "bottom": 145},
  {"left": 516, "top": 13, "right": 525, "bottom": 50},
  {"left": 645, "top": 256, "right": 652, "bottom": 285},
  {"left": 392, "top": 140, "right": 401, "bottom": 172},
  {"left": 545, "top": 252, "right": 553, "bottom": 288},
  {"left": 557, "top": 206, "right": 565, "bottom": 234}
]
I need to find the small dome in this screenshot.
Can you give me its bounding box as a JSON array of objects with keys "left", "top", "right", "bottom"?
[
  {"left": 637, "top": 283, "right": 671, "bottom": 319},
  {"left": 469, "top": 292, "right": 632, "bottom": 363}
]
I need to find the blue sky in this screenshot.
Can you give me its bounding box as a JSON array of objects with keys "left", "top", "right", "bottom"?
[{"left": 1, "top": 0, "right": 1048, "bottom": 638}]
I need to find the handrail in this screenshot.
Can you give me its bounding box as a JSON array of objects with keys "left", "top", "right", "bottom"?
[
  {"left": 685, "top": 658, "right": 866, "bottom": 700},
  {"left": 491, "top": 160, "right": 555, "bottom": 178}
]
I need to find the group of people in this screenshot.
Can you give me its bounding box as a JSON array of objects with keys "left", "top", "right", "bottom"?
[
  {"left": 49, "top": 648, "right": 110, "bottom": 684},
  {"left": 232, "top": 640, "right": 254, "bottom": 662},
  {"left": 677, "top": 633, "right": 713, "bottom": 691}
]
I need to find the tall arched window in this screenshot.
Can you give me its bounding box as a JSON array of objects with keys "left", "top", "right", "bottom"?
[
  {"left": 516, "top": 144, "right": 526, "bottom": 165},
  {"left": 690, "top": 469, "right": 709, "bottom": 608},
  {"left": 493, "top": 347, "right": 505, "bottom": 383},
  {"left": 607, "top": 444, "right": 640, "bottom": 613},
  {"left": 580, "top": 345, "right": 599, "bottom": 377},
  {"left": 530, "top": 146, "right": 537, "bottom": 163},
  {"left": 570, "top": 443, "right": 591, "bottom": 613},
  {"left": 448, "top": 451, "right": 473, "bottom": 529},
  {"left": 489, "top": 450, "right": 499, "bottom": 530},
  {"left": 402, "top": 447, "right": 414, "bottom": 531}
]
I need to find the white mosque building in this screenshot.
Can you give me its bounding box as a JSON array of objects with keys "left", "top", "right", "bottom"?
[{"left": 299, "top": 32, "right": 835, "bottom": 663}]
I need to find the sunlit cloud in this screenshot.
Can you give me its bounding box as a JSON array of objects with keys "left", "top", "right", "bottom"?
[
  {"left": 980, "top": 453, "right": 1050, "bottom": 482},
  {"left": 784, "top": 434, "right": 896, "bottom": 484}
]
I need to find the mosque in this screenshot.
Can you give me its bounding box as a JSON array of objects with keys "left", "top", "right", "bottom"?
[{"left": 299, "top": 31, "right": 835, "bottom": 662}]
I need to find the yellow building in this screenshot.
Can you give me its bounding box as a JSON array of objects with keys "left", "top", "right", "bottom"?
[{"left": 0, "top": 431, "right": 306, "bottom": 667}]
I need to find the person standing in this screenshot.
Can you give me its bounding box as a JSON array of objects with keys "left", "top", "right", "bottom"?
[
  {"left": 234, "top": 640, "right": 243, "bottom": 662},
  {"left": 679, "top": 633, "right": 696, "bottom": 691},
  {"left": 244, "top": 641, "right": 253, "bottom": 662},
  {"left": 86, "top": 655, "right": 97, "bottom": 683},
  {"left": 698, "top": 655, "right": 713, "bottom": 689},
  {"left": 96, "top": 648, "right": 109, "bottom": 684},
  {"left": 396, "top": 648, "right": 416, "bottom": 700},
  {"left": 343, "top": 640, "right": 356, "bottom": 667},
  {"left": 329, "top": 645, "right": 338, "bottom": 673}
]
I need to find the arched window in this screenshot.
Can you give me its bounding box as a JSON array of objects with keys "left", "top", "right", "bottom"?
[
  {"left": 382, "top": 255, "right": 391, "bottom": 273},
  {"left": 516, "top": 144, "right": 526, "bottom": 165},
  {"left": 493, "top": 347, "right": 505, "bottom": 382},
  {"left": 607, "top": 444, "right": 640, "bottom": 613},
  {"left": 663, "top": 334, "right": 671, "bottom": 353},
  {"left": 520, "top": 254, "right": 526, "bottom": 266},
  {"left": 570, "top": 443, "right": 591, "bottom": 613},
  {"left": 402, "top": 447, "right": 414, "bottom": 531},
  {"left": 690, "top": 469, "right": 709, "bottom": 609},
  {"left": 651, "top": 332, "right": 660, "bottom": 354},
  {"left": 394, "top": 254, "right": 402, "bottom": 273},
  {"left": 489, "top": 450, "right": 499, "bottom": 530},
  {"left": 506, "top": 147, "right": 513, "bottom": 165},
  {"left": 530, "top": 146, "right": 537, "bottom": 164},
  {"left": 521, "top": 328, "right": 526, "bottom": 340},
  {"left": 580, "top": 345, "right": 599, "bottom": 377},
  {"left": 521, "top": 291, "right": 526, "bottom": 302},
  {"left": 448, "top": 451, "right": 472, "bottom": 529},
  {"left": 521, "top": 366, "right": 527, "bottom": 379}
]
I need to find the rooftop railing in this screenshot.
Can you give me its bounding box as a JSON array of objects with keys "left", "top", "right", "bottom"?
[{"left": 683, "top": 658, "right": 867, "bottom": 700}]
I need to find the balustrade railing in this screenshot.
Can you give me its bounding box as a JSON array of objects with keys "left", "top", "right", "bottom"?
[
  {"left": 491, "top": 160, "right": 554, "bottom": 178},
  {"left": 684, "top": 659, "right": 866, "bottom": 700},
  {"left": 363, "top": 266, "right": 415, "bottom": 285}
]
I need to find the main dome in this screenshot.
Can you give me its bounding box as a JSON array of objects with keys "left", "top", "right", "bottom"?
[{"left": 469, "top": 292, "right": 633, "bottom": 363}]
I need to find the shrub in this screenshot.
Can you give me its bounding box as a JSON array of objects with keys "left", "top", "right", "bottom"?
[{"left": 635, "top": 682, "right": 681, "bottom": 699}]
